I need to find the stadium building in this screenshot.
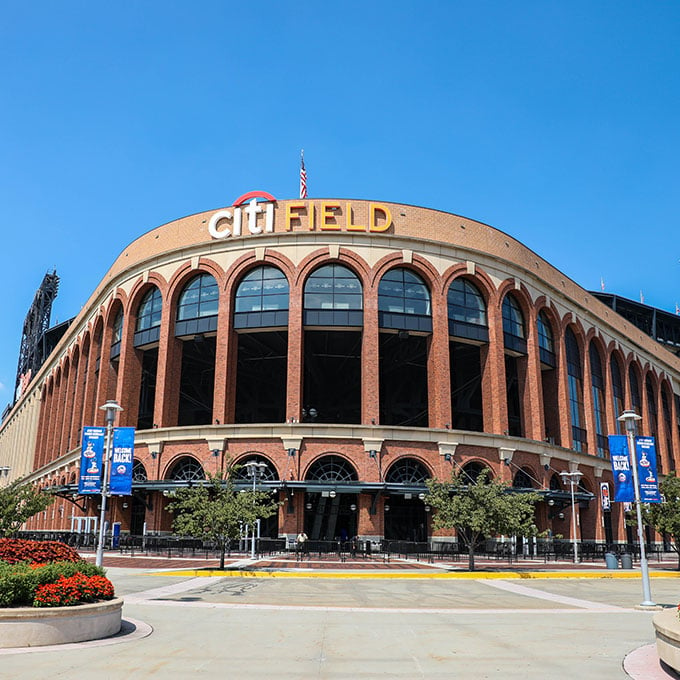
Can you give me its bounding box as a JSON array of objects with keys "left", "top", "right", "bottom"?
[{"left": 1, "top": 194, "right": 679, "bottom": 549}]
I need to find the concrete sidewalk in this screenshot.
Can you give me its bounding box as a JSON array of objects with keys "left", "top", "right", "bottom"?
[{"left": 1, "top": 561, "right": 679, "bottom": 679}]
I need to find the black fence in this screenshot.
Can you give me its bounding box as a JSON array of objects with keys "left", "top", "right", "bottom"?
[{"left": 13, "top": 531, "right": 669, "bottom": 565}]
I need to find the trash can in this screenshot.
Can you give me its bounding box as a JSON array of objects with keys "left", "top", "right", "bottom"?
[
  {"left": 620, "top": 553, "right": 633, "bottom": 569},
  {"left": 604, "top": 552, "right": 619, "bottom": 570}
]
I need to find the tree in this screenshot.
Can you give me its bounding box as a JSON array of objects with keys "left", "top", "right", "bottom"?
[
  {"left": 165, "top": 471, "right": 279, "bottom": 569},
  {"left": 426, "top": 468, "right": 541, "bottom": 570},
  {"left": 644, "top": 472, "right": 680, "bottom": 570},
  {"left": 0, "top": 479, "right": 52, "bottom": 537}
]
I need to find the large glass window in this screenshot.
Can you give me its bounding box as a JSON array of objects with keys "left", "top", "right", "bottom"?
[
  {"left": 110, "top": 309, "right": 124, "bottom": 360},
  {"left": 177, "top": 274, "right": 219, "bottom": 321},
  {"left": 662, "top": 389, "right": 674, "bottom": 472},
  {"left": 235, "top": 266, "right": 289, "bottom": 314},
  {"left": 448, "top": 279, "right": 486, "bottom": 325},
  {"left": 304, "top": 264, "right": 362, "bottom": 311},
  {"left": 136, "top": 287, "right": 162, "bottom": 331},
  {"left": 566, "top": 328, "right": 586, "bottom": 453},
  {"left": 112, "top": 310, "right": 123, "bottom": 344},
  {"left": 379, "top": 268, "right": 430, "bottom": 316},
  {"left": 537, "top": 311, "right": 555, "bottom": 366},
  {"left": 629, "top": 366, "right": 641, "bottom": 414},
  {"left": 589, "top": 344, "right": 607, "bottom": 457},
  {"left": 611, "top": 356, "right": 625, "bottom": 434},
  {"left": 502, "top": 295, "right": 525, "bottom": 339},
  {"left": 448, "top": 278, "right": 488, "bottom": 343}
]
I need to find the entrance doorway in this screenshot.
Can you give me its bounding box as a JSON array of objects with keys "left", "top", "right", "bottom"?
[
  {"left": 384, "top": 495, "right": 428, "bottom": 542},
  {"left": 304, "top": 493, "right": 358, "bottom": 541}
]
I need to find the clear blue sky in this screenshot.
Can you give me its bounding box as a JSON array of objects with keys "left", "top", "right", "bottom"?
[{"left": 1, "top": 1, "right": 678, "bottom": 406}]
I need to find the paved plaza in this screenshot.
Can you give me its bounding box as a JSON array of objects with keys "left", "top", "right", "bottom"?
[{"left": 1, "top": 554, "right": 680, "bottom": 679}]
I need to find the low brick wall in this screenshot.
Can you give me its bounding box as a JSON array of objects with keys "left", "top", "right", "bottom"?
[{"left": 0, "top": 597, "right": 123, "bottom": 648}]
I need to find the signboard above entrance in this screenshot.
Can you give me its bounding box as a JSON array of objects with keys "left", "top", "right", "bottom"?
[{"left": 208, "top": 193, "right": 393, "bottom": 240}]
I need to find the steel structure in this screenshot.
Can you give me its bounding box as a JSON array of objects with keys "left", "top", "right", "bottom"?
[{"left": 14, "top": 271, "right": 60, "bottom": 400}]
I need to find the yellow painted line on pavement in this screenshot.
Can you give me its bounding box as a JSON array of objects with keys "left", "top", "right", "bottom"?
[{"left": 154, "top": 569, "right": 680, "bottom": 580}]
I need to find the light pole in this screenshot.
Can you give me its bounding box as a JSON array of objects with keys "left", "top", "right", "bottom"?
[
  {"left": 244, "top": 460, "right": 267, "bottom": 559},
  {"left": 559, "top": 470, "right": 583, "bottom": 564},
  {"left": 95, "top": 400, "right": 123, "bottom": 567},
  {"left": 618, "top": 409, "right": 655, "bottom": 607}
]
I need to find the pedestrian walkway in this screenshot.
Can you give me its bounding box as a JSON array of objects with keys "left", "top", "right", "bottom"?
[{"left": 1, "top": 565, "right": 677, "bottom": 679}]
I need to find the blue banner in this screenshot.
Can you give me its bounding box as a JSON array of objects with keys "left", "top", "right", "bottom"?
[
  {"left": 635, "top": 436, "right": 661, "bottom": 503},
  {"left": 78, "top": 427, "right": 106, "bottom": 494},
  {"left": 608, "top": 435, "right": 635, "bottom": 502},
  {"left": 109, "top": 427, "right": 135, "bottom": 496}
]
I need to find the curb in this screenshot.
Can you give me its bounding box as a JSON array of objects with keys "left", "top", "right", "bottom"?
[{"left": 154, "top": 568, "right": 680, "bottom": 580}]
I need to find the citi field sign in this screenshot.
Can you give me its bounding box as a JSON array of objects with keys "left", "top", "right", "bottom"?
[{"left": 208, "top": 192, "right": 393, "bottom": 240}]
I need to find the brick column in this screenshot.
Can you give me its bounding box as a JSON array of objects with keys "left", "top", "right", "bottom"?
[
  {"left": 286, "top": 277, "right": 304, "bottom": 422},
  {"left": 522, "top": 307, "right": 544, "bottom": 441},
  {"left": 361, "top": 285, "right": 380, "bottom": 424},
  {"left": 83, "top": 334, "right": 102, "bottom": 428},
  {"left": 67, "top": 356, "right": 82, "bottom": 451},
  {"left": 47, "top": 374, "right": 63, "bottom": 465},
  {"left": 428, "top": 291, "right": 451, "bottom": 429},
  {"left": 582, "top": 343, "right": 597, "bottom": 456},
  {"left": 481, "top": 299, "right": 507, "bottom": 435},
  {"left": 154, "top": 306, "right": 182, "bottom": 428},
  {"left": 115, "top": 316, "right": 143, "bottom": 429},
  {"left": 555, "top": 333, "right": 573, "bottom": 449},
  {"left": 94, "top": 318, "right": 116, "bottom": 419},
  {"left": 212, "top": 282, "right": 233, "bottom": 424}
]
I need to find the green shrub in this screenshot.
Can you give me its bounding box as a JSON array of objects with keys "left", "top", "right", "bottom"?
[
  {"left": 0, "top": 561, "right": 108, "bottom": 608},
  {"left": 0, "top": 562, "right": 33, "bottom": 607}
]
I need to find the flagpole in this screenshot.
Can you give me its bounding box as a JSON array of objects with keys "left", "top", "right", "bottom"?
[{"left": 299, "top": 150, "right": 307, "bottom": 199}]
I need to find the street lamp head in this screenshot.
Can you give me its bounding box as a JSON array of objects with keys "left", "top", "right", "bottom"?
[
  {"left": 99, "top": 400, "right": 123, "bottom": 424},
  {"left": 617, "top": 409, "right": 642, "bottom": 433}
]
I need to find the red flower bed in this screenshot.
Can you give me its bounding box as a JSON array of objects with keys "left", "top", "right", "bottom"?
[
  {"left": 33, "top": 573, "right": 115, "bottom": 608},
  {"left": 0, "top": 539, "right": 81, "bottom": 565}
]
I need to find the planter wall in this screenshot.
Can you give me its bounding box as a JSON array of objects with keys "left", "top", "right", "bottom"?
[
  {"left": 0, "top": 597, "right": 123, "bottom": 648},
  {"left": 653, "top": 608, "right": 680, "bottom": 673}
]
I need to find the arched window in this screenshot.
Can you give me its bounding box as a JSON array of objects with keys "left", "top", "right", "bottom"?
[
  {"left": 460, "top": 462, "right": 491, "bottom": 484},
  {"left": 589, "top": 344, "right": 607, "bottom": 457},
  {"left": 512, "top": 468, "right": 534, "bottom": 489},
  {"left": 167, "top": 457, "right": 205, "bottom": 482},
  {"left": 502, "top": 294, "right": 526, "bottom": 354},
  {"left": 233, "top": 455, "right": 279, "bottom": 482},
  {"left": 646, "top": 376, "right": 659, "bottom": 472},
  {"left": 611, "top": 356, "right": 625, "bottom": 434},
  {"left": 112, "top": 310, "right": 123, "bottom": 344},
  {"left": 385, "top": 458, "right": 430, "bottom": 485},
  {"left": 304, "top": 265, "right": 362, "bottom": 310},
  {"left": 566, "top": 328, "right": 586, "bottom": 452},
  {"left": 662, "top": 387, "right": 675, "bottom": 472},
  {"left": 234, "top": 266, "right": 289, "bottom": 329},
  {"left": 176, "top": 273, "right": 218, "bottom": 329},
  {"left": 306, "top": 455, "right": 358, "bottom": 483},
  {"left": 447, "top": 278, "right": 488, "bottom": 342},
  {"left": 629, "top": 366, "right": 642, "bottom": 414},
  {"left": 110, "top": 309, "right": 124, "bottom": 360},
  {"left": 537, "top": 311, "right": 555, "bottom": 367},
  {"left": 132, "top": 460, "right": 147, "bottom": 482},
  {"left": 136, "top": 287, "right": 162, "bottom": 332},
  {"left": 378, "top": 268, "right": 431, "bottom": 331}
]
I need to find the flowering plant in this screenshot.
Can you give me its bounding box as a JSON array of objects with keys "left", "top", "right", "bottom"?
[
  {"left": 0, "top": 539, "right": 80, "bottom": 565},
  {"left": 33, "top": 573, "right": 114, "bottom": 608}
]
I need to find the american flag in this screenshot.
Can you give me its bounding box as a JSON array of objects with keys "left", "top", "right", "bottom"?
[
  {"left": 299, "top": 150, "right": 307, "bottom": 199},
  {"left": 676, "top": 302, "right": 680, "bottom": 315}
]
